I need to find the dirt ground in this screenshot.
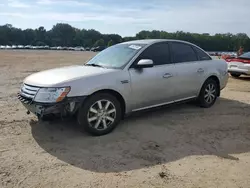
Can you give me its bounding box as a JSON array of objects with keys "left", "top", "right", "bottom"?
[{"left": 0, "top": 50, "right": 250, "bottom": 188}]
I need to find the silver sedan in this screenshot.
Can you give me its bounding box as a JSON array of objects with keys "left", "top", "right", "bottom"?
[{"left": 18, "top": 39, "right": 229, "bottom": 136}]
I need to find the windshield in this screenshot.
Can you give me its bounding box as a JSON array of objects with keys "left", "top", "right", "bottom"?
[
  {"left": 85, "top": 43, "right": 146, "bottom": 69},
  {"left": 239, "top": 52, "right": 250, "bottom": 59}
]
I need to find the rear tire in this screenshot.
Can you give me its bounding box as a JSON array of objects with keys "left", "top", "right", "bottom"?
[
  {"left": 230, "top": 73, "right": 241, "bottom": 78},
  {"left": 198, "top": 79, "right": 218, "bottom": 108},
  {"left": 77, "top": 93, "right": 122, "bottom": 136}
]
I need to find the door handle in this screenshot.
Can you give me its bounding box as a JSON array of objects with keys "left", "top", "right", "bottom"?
[
  {"left": 197, "top": 68, "right": 204, "bottom": 73},
  {"left": 163, "top": 73, "right": 173, "bottom": 79}
]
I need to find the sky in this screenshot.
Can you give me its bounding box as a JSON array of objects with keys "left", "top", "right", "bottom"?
[{"left": 0, "top": 0, "right": 249, "bottom": 37}]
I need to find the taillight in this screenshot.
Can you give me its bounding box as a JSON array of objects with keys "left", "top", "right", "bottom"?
[
  {"left": 226, "top": 58, "right": 250, "bottom": 64},
  {"left": 242, "top": 59, "right": 250, "bottom": 64}
]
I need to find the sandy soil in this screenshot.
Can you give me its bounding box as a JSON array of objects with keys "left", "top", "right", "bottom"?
[{"left": 0, "top": 50, "right": 250, "bottom": 188}]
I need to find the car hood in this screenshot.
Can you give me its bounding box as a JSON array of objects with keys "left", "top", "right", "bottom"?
[{"left": 24, "top": 65, "right": 117, "bottom": 87}]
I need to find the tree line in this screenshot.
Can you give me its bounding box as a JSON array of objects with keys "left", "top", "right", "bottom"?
[{"left": 0, "top": 23, "right": 250, "bottom": 51}]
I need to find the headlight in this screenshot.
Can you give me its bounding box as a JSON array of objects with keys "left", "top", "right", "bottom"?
[{"left": 34, "top": 87, "right": 71, "bottom": 103}]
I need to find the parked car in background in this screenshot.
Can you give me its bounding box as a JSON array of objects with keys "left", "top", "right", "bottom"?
[
  {"left": 90, "top": 47, "right": 96, "bottom": 51},
  {"left": 74, "top": 46, "right": 85, "bottom": 51},
  {"left": 24, "top": 45, "right": 32, "bottom": 49},
  {"left": 17, "top": 45, "right": 24, "bottom": 49},
  {"left": 44, "top": 45, "right": 50, "bottom": 50},
  {"left": 18, "top": 39, "right": 228, "bottom": 136},
  {"left": 226, "top": 52, "right": 250, "bottom": 77},
  {"left": 91, "top": 46, "right": 106, "bottom": 52},
  {"left": 50, "top": 47, "right": 57, "bottom": 50}
]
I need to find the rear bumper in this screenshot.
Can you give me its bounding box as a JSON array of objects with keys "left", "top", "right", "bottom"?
[
  {"left": 17, "top": 92, "right": 87, "bottom": 118},
  {"left": 228, "top": 70, "right": 250, "bottom": 75},
  {"left": 228, "top": 64, "right": 250, "bottom": 75}
]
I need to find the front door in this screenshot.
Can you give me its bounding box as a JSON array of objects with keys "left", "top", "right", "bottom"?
[{"left": 128, "top": 42, "right": 177, "bottom": 111}]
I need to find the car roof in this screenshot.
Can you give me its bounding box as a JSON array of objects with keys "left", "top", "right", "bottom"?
[{"left": 121, "top": 39, "right": 195, "bottom": 46}]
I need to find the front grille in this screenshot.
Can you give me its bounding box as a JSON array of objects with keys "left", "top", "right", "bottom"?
[
  {"left": 17, "top": 93, "right": 33, "bottom": 104},
  {"left": 18, "top": 84, "right": 40, "bottom": 104}
]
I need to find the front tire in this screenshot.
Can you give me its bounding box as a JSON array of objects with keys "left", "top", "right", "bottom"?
[
  {"left": 198, "top": 79, "right": 218, "bottom": 108},
  {"left": 77, "top": 93, "right": 122, "bottom": 136},
  {"left": 230, "top": 73, "right": 241, "bottom": 78}
]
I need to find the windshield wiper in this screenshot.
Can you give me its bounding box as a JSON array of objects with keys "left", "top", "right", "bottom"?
[{"left": 85, "top": 63, "right": 105, "bottom": 68}]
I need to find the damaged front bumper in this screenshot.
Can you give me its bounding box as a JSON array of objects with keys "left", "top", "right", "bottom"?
[{"left": 17, "top": 92, "right": 86, "bottom": 118}]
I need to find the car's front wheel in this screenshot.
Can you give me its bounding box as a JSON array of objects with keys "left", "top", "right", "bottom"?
[
  {"left": 198, "top": 79, "right": 218, "bottom": 108},
  {"left": 77, "top": 93, "right": 122, "bottom": 136}
]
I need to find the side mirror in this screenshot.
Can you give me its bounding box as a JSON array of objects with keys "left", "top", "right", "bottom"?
[{"left": 136, "top": 59, "right": 154, "bottom": 68}]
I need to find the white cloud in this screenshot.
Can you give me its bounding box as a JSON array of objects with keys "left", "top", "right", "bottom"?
[
  {"left": 1, "top": 0, "right": 250, "bottom": 36},
  {"left": 0, "top": 12, "right": 152, "bottom": 24},
  {"left": 36, "top": 0, "right": 141, "bottom": 12},
  {"left": 37, "top": 0, "right": 91, "bottom": 6},
  {"left": 148, "top": 0, "right": 250, "bottom": 35},
  {"left": 0, "top": 13, "right": 26, "bottom": 17},
  {"left": 7, "top": 0, "right": 31, "bottom": 8}
]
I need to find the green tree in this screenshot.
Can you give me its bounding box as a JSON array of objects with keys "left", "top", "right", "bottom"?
[
  {"left": 85, "top": 29, "right": 102, "bottom": 47},
  {"left": 94, "top": 39, "right": 105, "bottom": 47},
  {"left": 0, "top": 23, "right": 250, "bottom": 51},
  {"left": 35, "top": 26, "right": 46, "bottom": 45},
  {"left": 107, "top": 40, "right": 113, "bottom": 47},
  {"left": 50, "top": 23, "right": 76, "bottom": 46},
  {"left": 23, "top": 29, "right": 36, "bottom": 45},
  {"left": 35, "top": 41, "right": 46, "bottom": 46}
]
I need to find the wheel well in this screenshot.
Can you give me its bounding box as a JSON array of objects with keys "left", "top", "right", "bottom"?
[
  {"left": 207, "top": 76, "right": 221, "bottom": 96},
  {"left": 91, "top": 89, "right": 126, "bottom": 118}
]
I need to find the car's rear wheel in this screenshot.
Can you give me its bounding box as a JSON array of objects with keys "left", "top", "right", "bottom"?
[
  {"left": 198, "top": 79, "right": 218, "bottom": 108},
  {"left": 77, "top": 93, "right": 122, "bottom": 136},
  {"left": 230, "top": 73, "right": 241, "bottom": 78}
]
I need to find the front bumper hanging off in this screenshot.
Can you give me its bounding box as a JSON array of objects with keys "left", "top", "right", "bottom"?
[{"left": 17, "top": 92, "right": 86, "bottom": 118}]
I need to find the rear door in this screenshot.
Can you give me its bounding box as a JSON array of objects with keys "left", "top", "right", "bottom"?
[{"left": 170, "top": 42, "right": 205, "bottom": 100}]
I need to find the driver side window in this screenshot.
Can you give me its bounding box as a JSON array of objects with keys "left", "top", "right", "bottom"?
[{"left": 134, "top": 42, "right": 171, "bottom": 66}]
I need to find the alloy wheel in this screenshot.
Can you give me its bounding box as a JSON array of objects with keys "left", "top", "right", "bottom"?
[
  {"left": 87, "top": 99, "right": 116, "bottom": 130},
  {"left": 204, "top": 83, "right": 216, "bottom": 104}
]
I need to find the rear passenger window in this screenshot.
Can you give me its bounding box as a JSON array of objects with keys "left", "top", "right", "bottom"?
[
  {"left": 171, "top": 43, "right": 198, "bottom": 63},
  {"left": 137, "top": 42, "right": 170, "bottom": 66},
  {"left": 194, "top": 47, "right": 212, "bottom": 61}
]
